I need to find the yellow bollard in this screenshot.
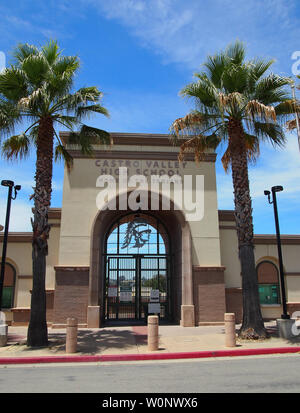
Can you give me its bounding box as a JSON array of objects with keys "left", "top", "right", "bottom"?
[
  {"left": 224, "top": 313, "right": 236, "bottom": 347},
  {"left": 148, "top": 315, "right": 159, "bottom": 351},
  {"left": 66, "top": 317, "right": 78, "bottom": 353}
]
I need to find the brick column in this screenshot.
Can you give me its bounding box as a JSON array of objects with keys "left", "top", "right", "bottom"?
[
  {"left": 193, "top": 266, "right": 226, "bottom": 325},
  {"left": 53, "top": 266, "right": 89, "bottom": 328}
]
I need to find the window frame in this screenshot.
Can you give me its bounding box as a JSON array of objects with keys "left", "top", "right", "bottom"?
[
  {"left": 256, "top": 260, "right": 281, "bottom": 306},
  {"left": 1, "top": 262, "right": 16, "bottom": 309}
]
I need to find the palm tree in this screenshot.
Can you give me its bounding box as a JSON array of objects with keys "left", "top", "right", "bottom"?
[
  {"left": 170, "top": 41, "right": 299, "bottom": 339},
  {"left": 0, "top": 41, "right": 110, "bottom": 347}
]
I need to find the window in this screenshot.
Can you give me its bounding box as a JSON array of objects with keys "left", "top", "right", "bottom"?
[
  {"left": 256, "top": 261, "right": 280, "bottom": 305},
  {"left": 1, "top": 263, "right": 16, "bottom": 309}
]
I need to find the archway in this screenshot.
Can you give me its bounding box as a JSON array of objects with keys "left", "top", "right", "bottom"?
[
  {"left": 88, "top": 190, "right": 194, "bottom": 327},
  {"left": 104, "top": 212, "right": 171, "bottom": 322}
]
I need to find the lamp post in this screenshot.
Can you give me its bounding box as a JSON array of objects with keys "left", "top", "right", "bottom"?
[
  {"left": 264, "top": 186, "right": 290, "bottom": 319},
  {"left": 0, "top": 180, "right": 21, "bottom": 312}
]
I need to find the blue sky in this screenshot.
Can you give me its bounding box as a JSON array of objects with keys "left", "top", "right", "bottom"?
[{"left": 0, "top": 0, "right": 300, "bottom": 233}]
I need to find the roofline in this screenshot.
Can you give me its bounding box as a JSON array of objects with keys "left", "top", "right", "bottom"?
[{"left": 60, "top": 131, "right": 178, "bottom": 147}]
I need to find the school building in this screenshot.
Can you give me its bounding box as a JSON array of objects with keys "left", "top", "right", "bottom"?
[{"left": 1, "top": 132, "right": 300, "bottom": 327}]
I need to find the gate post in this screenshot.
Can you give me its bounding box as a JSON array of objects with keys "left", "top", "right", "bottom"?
[
  {"left": 66, "top": 317, "right": 78, "bottom": 353},
  {"left": 148, "top": 315, "right": 159, "bottom": 351}
]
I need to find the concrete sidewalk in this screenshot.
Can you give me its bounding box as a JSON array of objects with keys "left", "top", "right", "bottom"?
[{"left": 0, "top": 321, "right": 299, "bottom": 362}]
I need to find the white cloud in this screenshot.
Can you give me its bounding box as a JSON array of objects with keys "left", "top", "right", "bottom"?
[{"left": 87, "top": 0, "right": 300, "bottom": 70}]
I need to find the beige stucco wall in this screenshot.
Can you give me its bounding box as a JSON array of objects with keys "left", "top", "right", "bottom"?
[
  {"left": 286, "top": 276, "right": 300, "bottom": 303},
  {"left": 58, "top": 144, "right": 221, "bottom": 267},
  {"left": 219, "top": 226, "right": 241, "bottom": 288},
  {"left": 219, "top": 222, "right": 300, "bottom": 319},
  {"left": 0, "top": 242, "right": 32, "bottom": 309},
  {"left": 46, "top": 224, "right": 60, "bottom": 290},
  {"left": 0, "top": 217, "right": 60, "bottom": 311}
]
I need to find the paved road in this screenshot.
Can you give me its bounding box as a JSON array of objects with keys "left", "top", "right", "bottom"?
[{"left": 0, "top": 354, "right": 299, "bottom": 393}]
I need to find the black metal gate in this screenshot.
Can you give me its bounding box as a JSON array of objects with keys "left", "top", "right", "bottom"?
[
  {"left": 104, "top": 213, "right": 172, "bottom": 322},
  {"left": 105, "top": 254, "right": 171, "bottom": 321}
]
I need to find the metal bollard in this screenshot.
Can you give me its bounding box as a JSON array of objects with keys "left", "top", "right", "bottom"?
[
  {"left": 66, "top": 317, "right": 78, "bottom": 353},
  {"left": 224, "top": 313, "right": 236, "bottom": 347},
  {"left": 148, "top": 315, "right": 159, "bottom": 351}
]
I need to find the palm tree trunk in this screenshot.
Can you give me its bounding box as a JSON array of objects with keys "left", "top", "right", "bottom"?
[
  {"left": 228, "top": 118, "right": 268, "bottom": 339},
  {"left": 27, "top": 116, "right": 54, "bottom": 347}
]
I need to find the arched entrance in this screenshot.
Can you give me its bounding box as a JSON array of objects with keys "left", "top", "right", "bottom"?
[
  {"left": 104, "top": 212, "right": 171, "bottom": 322},
  {"left": 88, "top": 190, "right": 195, "bottom": 327}
]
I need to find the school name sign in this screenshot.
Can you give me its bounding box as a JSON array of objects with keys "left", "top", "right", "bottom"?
[{"left": 95, "top": 159, "right": 188, "bottom": 177}]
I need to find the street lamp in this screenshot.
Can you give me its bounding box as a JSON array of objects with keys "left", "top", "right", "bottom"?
[
  {"left": 264, "top": 185, "right": 290, "bottom": 319},
  {"left": 0, "top": 180, "right": 21, "bottom": 311}
]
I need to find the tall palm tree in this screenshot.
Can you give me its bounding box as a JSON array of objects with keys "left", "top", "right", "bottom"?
[
  {"left": 170, "top": 41, "right": 299, "bottom": 339},
  {"left": 0, "top": 41, "right": 110, "bottom": 347}
]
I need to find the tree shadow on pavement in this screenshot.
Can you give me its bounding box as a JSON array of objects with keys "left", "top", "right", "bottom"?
[{"left": 47, "top": 329, "right": 139, "bottom": 355}]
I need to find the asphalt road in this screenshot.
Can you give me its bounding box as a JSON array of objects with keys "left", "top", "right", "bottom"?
[{"left": 0, "top": 354, "right": 299, "bottom": 393}]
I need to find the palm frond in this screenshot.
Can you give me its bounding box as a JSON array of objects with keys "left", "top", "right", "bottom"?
[
  {"left": 275, "top": 100, "right": 300, "bottom": 129},
  {"left": 247, "top": 58, "right": 275, "bottom": 84},
  {"left": 76, "top": 104, "right": 109, "bottom": 119},
  {"left": 221, "top": 147, "right": 231, "bottom": 172},
  {"left": 178, "top": 134, "right": 220, "bottom": 163},
  {"left": 203, "top": 53, "right": 228, "bottom": 88},
  {"left": 253, "top": 74, "right": 291, "bottom": 104},
  {"left": 286, "top": 117, "right": 300, "bottom": 131},
  {"left": 28, "top": 125, "right": 39, "bottom": 143},
  {"left": 52, "top": 55, "right": 80, "bottom": 77},
  {"left": 54, "top": 143, "right": 73, "bottom": 171},
  {"left": 2, "top": 133, "right": 31, "bottom": 159},
  {"left": 13, "top": 43, "right": 39, "bottom": 64},
  {"left": 0, "top": 99, "right": 22, "bottom": 137},
  {"left": 52, "top": 86, "right": 105, "bottom": 114},
  {"left": 252, "top": 121, "right": 286, "bottom": 147},
  {"left": 171, "top": 113, "right": 205, "bottom": 137},
  {"left": 68, "top": 125, "right": 111, "bottom": 155},
  {"left": 1, "top": 41, "right": 109, "bottom": 162},
  {"left": 180, "top": 74, "right": 219, "bottom": 108},
  {"left": 0, "top": 67, "right": 28, "bottom": 101},
  {"left": 244, "top": 133, "right": 260, "bottom": 162},
  {"left": 245, "top": 100, "right": 276, "bottom": 122},
  {"left": 54, "top": 115, "right": 79, "bottom": 130},
  {"left": 17, "top": 83, "right": 52, "bottom": 116},
  {"left": 21, "top": 53, "right": 50, "bottom": 87},
  {"left": 219, "top": 91, "right": 245, "bottom": 109},
  {"left": 225, "top": 40, "right": 246, "bottom": 65},
  {"left": 42, "top": 40, "right": 60, "bottom": 65},
  {"left": 221, "top": 63, "right": 250, "bottom": 94}
]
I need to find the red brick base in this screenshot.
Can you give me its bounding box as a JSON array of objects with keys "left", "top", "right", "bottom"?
[
  {"left": 12, "top": 290, "right": 54, "bottom": 325},
  {"left": 193, "top": 266, "right": 226, "bottom": 325},
  {"left": 53, "top": 266, "right": 89, "bottom": 326}
]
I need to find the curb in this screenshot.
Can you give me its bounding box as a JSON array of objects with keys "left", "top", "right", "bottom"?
[{"left": 0, "top": 346, "right": 300, "bottom": 364}]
